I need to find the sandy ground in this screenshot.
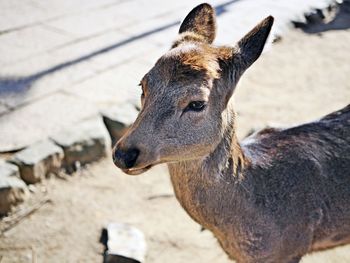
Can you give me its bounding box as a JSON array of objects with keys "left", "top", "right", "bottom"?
[{"left": 1, "top": 28, "right": 350, "bottom": 263}]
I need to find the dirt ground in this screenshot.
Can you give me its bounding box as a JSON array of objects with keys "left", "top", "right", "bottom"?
[{"left": 1, "top": 28, "right": 350, "bottom": 263}]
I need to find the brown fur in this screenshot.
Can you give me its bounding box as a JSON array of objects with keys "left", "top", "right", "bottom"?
[
  {"left": 113, "top": 4, "right": 350, "bottom": 263},
  {"left": 172, "top": 32, "right": 207, "bottom": 48},
  {"left": 176, "top": 45, "right": 220, "bottom": 79}
]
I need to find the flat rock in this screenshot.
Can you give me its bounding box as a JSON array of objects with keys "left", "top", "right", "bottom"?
[
  {"left": 0, "top": 160, "right": 29, "bottom": 215},
  {"left": 101, "top": 103, "right": 139, "bottom": 144},
  {"left": 51, "top": 116, "right": 111, "bottom": 171},
  {"left": 0, "top": 93, "right": 98, "bottom": 152},
  {"left": 0, "top": 103, "right": 9, "bottom": 116},
  {"left": 11, "top": 139, "right": 64, "bottom": 184},
  {"left": 105, "top": 223, "right": 146, "bottom": 263}
]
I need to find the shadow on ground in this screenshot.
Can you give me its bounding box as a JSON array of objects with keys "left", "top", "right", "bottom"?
[{"left": 293, "top": 0, "right": 350, "bottom": 33}]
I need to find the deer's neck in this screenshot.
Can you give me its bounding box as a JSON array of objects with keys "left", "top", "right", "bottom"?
[{"left": 167, "top": 109, "right": 248, "bottom": 230}]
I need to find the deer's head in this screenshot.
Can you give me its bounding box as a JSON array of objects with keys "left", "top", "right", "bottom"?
[{"left": 113, "top": 3, "right": 273, "bottom": 175}]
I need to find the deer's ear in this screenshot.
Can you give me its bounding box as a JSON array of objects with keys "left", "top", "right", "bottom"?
[
  {"left": 179, "top": 3, "right": 216, "bottom": 44},
  {"left": 236, "top": 16, "right": 274, "bottom": 70}
]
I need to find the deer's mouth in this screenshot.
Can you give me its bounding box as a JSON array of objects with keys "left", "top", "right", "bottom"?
[{"left": 123, "top": 164, "right": 153, "bottom": 175}]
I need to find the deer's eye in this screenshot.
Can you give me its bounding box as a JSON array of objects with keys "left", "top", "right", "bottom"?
[{"left": 185, "top": 101, "right": 206, "bottom": 112}]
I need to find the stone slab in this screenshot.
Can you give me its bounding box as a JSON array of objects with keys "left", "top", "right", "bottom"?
[
  {"left": 0, "top": 249, "right": 33, "bottom": 263},
  {"left": 51, "top": 116, "right": 111, "bottom": 171},
  {"left": 0, "top": 1, "right": 52, "bottom": 32},
  {"left": 0, "top": 0, "right": 123, "bottom": 36},
  {"left": 0, "top": 24, "right": 73, "bottom": 66},
  {"left": 0, "top": 93, "right": 98, "bottom": 152},
  {"left": 101, "top": 103, "right": 139, "bottom": 144},
  {"left": 11, "top": 140, "right": 64, "bottom": 184},
  {"left": 65, "top": 58, "right": 150, "bottom": 109},
  {"left": 106, "top": 223, "right": 147, "bottom": 263},
  {"left": 0, "top": 103, "right": 9, "bottom": 116},
  {"left": 89, "top": 35, "right": 160, "bottom": 74},
  {"left": 0, "top": 160, "right": 29, "bottom": 215},
  {"left": 46, "top": 4, "right": 132, "bottom": 38},
  {"left": 0, "top": 61, "right": 98, "bottom": 109},
  {"left": 0, "top": 31, "right": 127, "bottom": 109}
]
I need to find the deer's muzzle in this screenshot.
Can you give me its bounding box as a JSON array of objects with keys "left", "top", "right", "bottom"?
[
  {"left": 112, "top": 145, "right": 154, "bottom": 175},
  {"left": 113, "top": 147, "right": 139, "bottom": 169}
]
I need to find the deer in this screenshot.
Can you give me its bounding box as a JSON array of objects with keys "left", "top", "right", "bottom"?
[{"left": 112, "top": 3, "right": 350, "bottom": 263}]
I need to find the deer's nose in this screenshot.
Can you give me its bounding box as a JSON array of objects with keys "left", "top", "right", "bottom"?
[{"left": 113, "top": 147, "right": 140, "bottom": 169}]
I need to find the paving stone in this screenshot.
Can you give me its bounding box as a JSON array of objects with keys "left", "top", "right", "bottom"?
[
  {"left": 0, "top": 103, "right": 9, "bottom": 116},
  {"left": 0, "top": 24, "right": 73, "bottom": 66},
  {"left": 51, "top": 116, "right": 111, "bottom": 171},
  {"left": 89, "top": 35, "right": 160, "bottom": 73},
  {"left": 0, "top": 29, "right": 127, "bottom": 76},
  {"left": 0, "top": 51, "right": 72, "bottom": 77},
  {"left": 11, "top": 140, "right": 64, "bottom": 184},
  {"left": 117, "top": 8, "right": 181, "bottom": 48},
  {"left": 0, "top": 0, "right": 124, "bottom": 34},
  {"left": 101, "top": 103, "right": 139, "bottom": 144},
  {"left": 46, "top": 5, "right": 132, "bottom": 38},
  {"left": 101, "top": 0, "right": 181, "bottom": 25},
  {"left": 0, "top": 93, "right": 98, "bottom": 152},
  {"left": 0, "top": 31, "right": 129, "bottom": 109},
  {"left": 47, "top": 30, "right": 128, "bottom": 65},
  {"left": 0, "top": 1, "right": 53, "bottom": 32},
  {"left": 0, "top": 160, "right": 29, "bottom": 215},
  {"left": 29, "top": 0, "right": 122, "bottom": 21},
  {"left": 66, "top": 58, "right": 150, "bottom": 109},
  {"left": 0, "top": 249, "right": 34, "bottom": 263},
  {"left": 105, "top": 223, "right": 147, "bottom": 263},
  {"left": 0, "top": 60, "right": 99, "bottom": 109}
]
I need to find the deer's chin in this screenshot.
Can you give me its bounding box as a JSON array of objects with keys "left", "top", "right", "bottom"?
[{"left": 122, "top": 165, "right": 153, "bottom": 176}]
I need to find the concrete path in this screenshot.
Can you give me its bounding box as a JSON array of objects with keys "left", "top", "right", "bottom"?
[{"left": 0, "top": 0, "right": 334, "bottom": 152}]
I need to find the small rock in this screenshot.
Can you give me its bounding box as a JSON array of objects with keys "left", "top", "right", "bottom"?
[
  {"left": 101, "top": 103, "right": 139, "bottom": 144},
  {"left": 28, "top": 184, "right": 37, "bottom": 193},
  {"left": 51, "top": 116, "right": 111, "bottom": 171},
  {"left": 105, "top": 223, "right": 146, "bottom": 263},
  {"left": 0, "top": 160, "right": 29, "bottom": 215},
  {"left": 11, "top": 140, "right": 64, "bottom": 184}
]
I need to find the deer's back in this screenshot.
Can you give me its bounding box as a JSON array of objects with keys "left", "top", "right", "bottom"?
[{"left": 241, "top": 104, "right": 350, "bottom": 251}]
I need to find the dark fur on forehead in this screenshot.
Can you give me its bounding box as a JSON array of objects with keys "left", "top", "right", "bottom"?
[
  {"left": 167, "top": 44, "right": 220, "bottom": 81},
  {"left": 144, "top": 47, "right": 219, "bottom": 91}
]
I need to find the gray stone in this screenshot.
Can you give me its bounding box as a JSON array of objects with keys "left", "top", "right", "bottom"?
[
  {"left": 0, "top": 24, "right": 73, "bottom": 65},
  {"left": 0, "top": 103, "right": 9, "bottom": 116},
  {"left": 0, "top": 93, "right": 98, "bottom": 152},
  {"left": 105, "top": 223, "right": 146, "bottom": 263},
  {"left": 0, "top": 160, "right": 29, "bottom": 215},
  {"left": 101, "top": 103, "right": 139, "bottom": 144},
  {"left": 11, "top": 140, "right": 64, "bottom": 184},
  {"left": 51, "top": 116, "right": 111, "bottom": 171},
  {"left": 46, "top": 6, "right": 132, "bottom": 39},
  {"left": 64, "top": 58, "right": 149, "bottom": 109}
]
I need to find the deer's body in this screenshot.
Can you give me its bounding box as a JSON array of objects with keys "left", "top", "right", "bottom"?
[
  {"left": 169, "top": 105, "right": 350, "bottom": 262},
  {"left": 113, "top": 4, "right": 350, "bottom": 262}
]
